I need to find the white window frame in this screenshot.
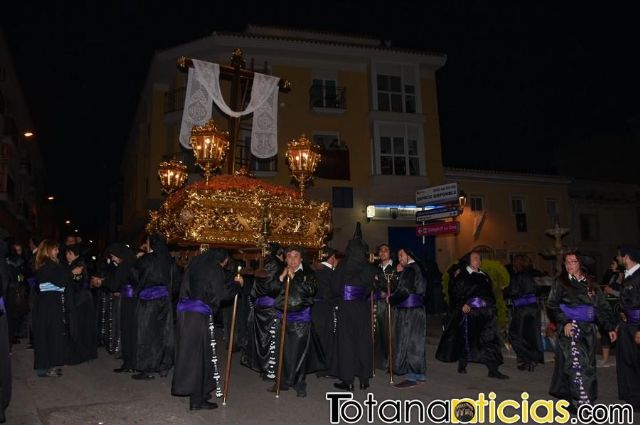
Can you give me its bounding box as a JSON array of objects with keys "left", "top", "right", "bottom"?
[
  {"left": 312, "top": 69, "right": 339, "bottom": 109},
  {"left": 511, "top": 196, "right": 526, "bottom": 214},
  {"left": 372, "top": 121, "right": 425, "bottom": 176},
  {"left": 371, "top": 62, "right": 421, "bottom": 114}
]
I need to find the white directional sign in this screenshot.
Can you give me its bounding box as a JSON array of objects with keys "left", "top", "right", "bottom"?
[
  {"left": 415, "top": 206, "right": 459, "bottom": 222},
  {"left": 416, "top": 183, "right": 459, "bottom": 207}
]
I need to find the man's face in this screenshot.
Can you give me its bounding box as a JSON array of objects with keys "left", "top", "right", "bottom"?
[
  {"left": 65, "top": 236, "right": 76, "bottom": 246},
  {"left": 286, "top": 250, "right": 302, "bottom": 270},
  {"left": 378, "top": 245, "right": 391, "bottom": 262},
  {"left": 398, "top": 249, "right": 409, "bottom": 266},
  {"left": 469, "top": 253, "right": 481, "bottom": 270},
  {"left": 623, "top": 254, "right": 634, "bottom": 269}
]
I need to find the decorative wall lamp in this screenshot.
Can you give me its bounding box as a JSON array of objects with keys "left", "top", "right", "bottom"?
[{"left": 458, "top": 190, "right": 467, "bottom": 214}]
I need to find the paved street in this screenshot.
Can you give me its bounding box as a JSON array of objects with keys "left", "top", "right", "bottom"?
[{"left": 4, "top": 319, "right": 632, "bottom": 425}]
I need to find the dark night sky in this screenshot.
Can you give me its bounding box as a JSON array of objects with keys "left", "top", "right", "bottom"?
[{"left": 1, "top": 2, "right": 640, "bottom": 238}]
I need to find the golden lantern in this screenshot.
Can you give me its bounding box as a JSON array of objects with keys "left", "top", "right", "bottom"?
[
  {"left": 158, "top": 159, "right": 188, "bottom": 194},
  {"left": 285, "top": 134, "right": 321, "bottom": 195},
  {"left": 190, "top": 119, "right": 230, "bottom": 182}
]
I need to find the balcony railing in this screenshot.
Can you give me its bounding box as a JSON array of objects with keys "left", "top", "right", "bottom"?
[
  {"left": 309, "top": 85, "right": 346, "bottom": 110},
  {"left": 164, "top": 87, "right": 187, "bottom": 114}
]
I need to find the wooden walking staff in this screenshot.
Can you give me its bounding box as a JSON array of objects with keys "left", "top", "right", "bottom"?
[
  {"left": 222, "top": 264, "right": 242, "bottom": 405},
  {"left": 370, "top": 292, "right": 375, "bottom": 377},
  {"left": 385, "top": 273, "right": 394, "bottom": 384},
  {"left": 275, "top": 275, "right": 291, "bottom": 398}
]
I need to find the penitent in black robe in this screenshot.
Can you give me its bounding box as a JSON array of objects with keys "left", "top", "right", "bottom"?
[
  {"left": 312, "top": 262, "right": 336, "bottom": 375},
  {"left": 0, "top": 241, "right": 11, "bottom": 422},
  {"left": 33, "top": 260, "right": 70, "bottom": 370},
  {"left": 330, "top": 241, "right": 376, "bottom": 384},
  {"left": 436, "top": 268, "right": 503, "bottom": 368},
  {"left": 506, "top": 268, "right": 544, "bottom": 366},
  {"left": 373, "top": 261, "right": 398, "bottom": 371},
  {"left": 390, "top": 262, "right": 427, "bottom": 376},
  {"left": 274, "top": 265, "right": 325, "bottom": 392},
  {"left": 172, "top": 249, "right": 240, "bottom": 404},
  {"left": 242, "top": 254, "right": 283, "bottom": 378},
  {"left": 616, "top": 267, "right": 640, "bottom": 408},
  {"left": 134, "top": 235, "right": 176, "bottom": 374},
  {"left": 546, "top": 274, "right": 615, "bottom": 406},
  {"left": 102, "top": 243, "right": 137, "bottom": 369},
  {"left": 65, "top": 256, "right": 97, "bottom": 365}
]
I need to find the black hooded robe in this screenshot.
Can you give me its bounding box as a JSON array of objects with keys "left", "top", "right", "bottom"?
[
  {"left": 274, "top": 264, "right": 324, "bottom": 392},
  {"left": 241, "top": 253, "right": 282, "bottom": 378},
  {"left": 506, "top": 268, "right": 544, "bottom": 366},
  {"left": 436, "top": 268, "right": 503, "bottom": 369},
  {"left": 312, "top": 262, "right": 336, "bottom": 376},
  {"left": 616, "top": 267, "right": 640, "bottom": 407},
  {"left": 373, "top": 262, "right": 398, "bottom": 371},
  {"left": 134, "top": 235, "right": 175, "bottom": 374},
  {"left": 0, "top": 242, "right": 11, "bottom": 422},
  {"left": 33, "top": 259, "right": 70, "bottom": 371},
  {"left": 330, "top": 240, "right": 376, "bottom": 384},
  {"left": 172, "top": 249, "right": 240, "bottom": 405},
  {"left": 546, "top": 275, "right": 615, "bottom": 406},
  {"left": 390, "top": 262, "right": 427, "bottom": 377},
  {"left": 65, "top": 254, "right": 97, "bottom": 364},
  {"left": 102, "top": 243, "right": 137, "bottom": 369}
]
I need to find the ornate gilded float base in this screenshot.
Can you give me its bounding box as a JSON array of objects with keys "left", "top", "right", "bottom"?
[{"left": 147, "top": 175, "right": 332, "bottom": 250}]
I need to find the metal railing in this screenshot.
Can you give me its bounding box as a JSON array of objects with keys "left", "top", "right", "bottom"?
[{"left": 309, "top": 85, "right": 346, "bottom": 109}]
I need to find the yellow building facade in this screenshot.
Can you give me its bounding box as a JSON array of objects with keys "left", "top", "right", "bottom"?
[
  {"left": 121, "top": 26, "right": 447, "bottom": 253},
  {"left": 443, "top": 168, "right": 572, "bottom": 274}
]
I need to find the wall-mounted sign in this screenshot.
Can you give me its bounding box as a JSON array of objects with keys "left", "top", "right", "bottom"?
[
  {"left": 415, "top": 205, "right": 459, "bottom": 222},
  {"left": 416, "top": 182, "right": 459, "bottom": 207},
  {"left": 366, "top": 204, "right": 423, "bottom": 221},
  {"left": 416, "top": 221, "right": 460, "bottom": 236}
]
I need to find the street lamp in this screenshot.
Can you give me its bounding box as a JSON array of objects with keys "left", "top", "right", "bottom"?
[
  {"left": 285, "top": 134, "right": 321, "bottom": 195},
  {"left": 458, "top": 190, "right": 467, "bottom": 214},
  {"left": 190, "top": 118, "right": 230, "bottom": 182},
  {"left": 158, "top": 158, "right": 188, "bottom": 194}
]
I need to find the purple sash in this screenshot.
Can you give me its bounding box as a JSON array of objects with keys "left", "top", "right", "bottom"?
[
  {"left": 513, "top": 293, "right": 537, "bottom": 308},
  {"left": 343, "top": 285, "right": 367, "bottom": 301},
  {"left": 0, "top": 296, "right": 4, "bottom": 313},
  {"left": 559, "top": 304, "right": 594, "bottom": 323},
  {"left": 139, "top": 285, "right": 169, "bottom": 301},
  {"left": 468, "top": 297, "right": 490, "bottom": 309},
  {"left": 177, "top": 298, "right": 212, "bottom": 316},
  {"left": 373, "top": 290, "right": 386, "bottom": 301},
  {"left": 121, "top": 284, "right": 135, "bottom": 298},
  {"left": 255, "top": 296, "right": 275, "bottom": 308},
  {"left": 398, "top": 293, "right": 424, "bottom": 308},
  {"left": 27, "top": 277, "right": 36, "bottom": 289},
  {"left": 625, "top": 309, "right": 640, "bottom": 325},
  {"left": 277, "top": 307, "right": 312, "bottom": 323}
]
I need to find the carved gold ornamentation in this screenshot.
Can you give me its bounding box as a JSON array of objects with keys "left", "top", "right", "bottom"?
[{"left": 147, "top": 175, "right": 332, "bottom": 250}]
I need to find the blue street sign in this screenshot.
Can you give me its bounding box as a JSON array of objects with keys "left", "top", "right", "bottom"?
[{"left": 415, "top": 206, "right": 459, "bottom": 222}]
